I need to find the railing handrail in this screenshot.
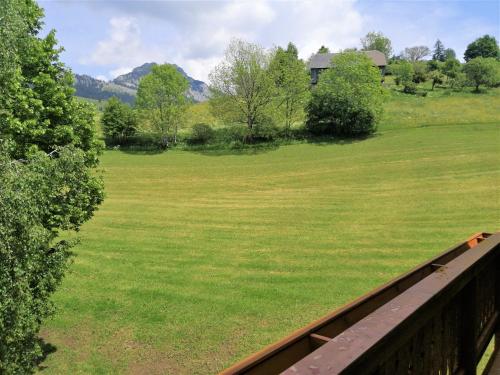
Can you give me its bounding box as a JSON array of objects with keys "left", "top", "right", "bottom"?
[
  {"left": 282, "top": 232, "right": 500, "bottom": 374},
  {"left": 221, "top": 232, "right": 496, "bottom": 375}
]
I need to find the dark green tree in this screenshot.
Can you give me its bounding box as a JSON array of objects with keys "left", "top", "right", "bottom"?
[
  {"left": 101, "top": 97, "right": 138, "bottom": 143},
  {"left": 432, "top": 40, "right": 446, "bottom": 61},
  {"left": 464, "top": 35, "right": 500, "bottom": 61},
  {"left": 306, "top": 52, "right": 386, "bottom": 137}
]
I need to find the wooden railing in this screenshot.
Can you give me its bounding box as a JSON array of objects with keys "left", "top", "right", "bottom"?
[{"left": 222, "top": 232, "right": 499, "bottom": 375}]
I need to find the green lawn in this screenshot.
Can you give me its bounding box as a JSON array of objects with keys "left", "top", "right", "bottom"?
[{"left": 40, "top": 90, "right": 500, "bottom": 374}]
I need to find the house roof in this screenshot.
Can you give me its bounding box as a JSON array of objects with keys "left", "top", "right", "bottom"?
[{"left": 308, "top": 50, "right": 387, "bottom": 69}]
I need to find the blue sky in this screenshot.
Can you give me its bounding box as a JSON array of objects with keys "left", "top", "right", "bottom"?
[{"left": 38, "top": 0, "right": 499, "bottom": 82}]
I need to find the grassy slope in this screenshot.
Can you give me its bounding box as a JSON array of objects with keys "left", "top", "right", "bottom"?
[{"left": 40, "top": 90, "right": 500, "bottom": 374}]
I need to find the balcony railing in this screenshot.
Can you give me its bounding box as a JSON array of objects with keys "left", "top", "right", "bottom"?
[{"left": 221, "top": 232, "right": 499, "bottom": 375}]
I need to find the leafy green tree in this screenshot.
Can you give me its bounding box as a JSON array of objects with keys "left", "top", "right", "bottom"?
[
  {"left": 209, "top": 39, "right": 275, "bottom": 135},
  {"left": 136, "top": 64, "right": 189, "bottom": 148},
  {"left": 306, "top": 52, "right": 385, "bottom": 137},
  {"left": 0, "top": 2, "right": 102, "bottom": 165},
  {"left": 0, "top": 1, "right": 104, "bottom": 373},
  {"left": 101, "top": 97, "right": 138, "bottom": 143},
  {"left": 412, "top": 61, "right": 428, "bottom": 83},
  {"left": 318, "top": 45, "right": 330, "bottom": 53},
  {"left": 432, "top": 40, "right": 446, "bottom": 61},
  {"left": 429, "top": 69, "right": 445, "bottom": 90},
  {"left": 391, "top": 61, "right": 414, "bottom": 89},
  {"left": 269, "top": 43, "right": 310, "bottom": 136},
  {"left": 463, "top": 57, "right": 500, "bottom": 92},
  {"left": 464, "top": 35, "right": 499, "bottom": 61},
  {"left": 442, "top": 58, "right": 461, "bottom": 80},
  {"left": 0, "top": 146, "right": 103, "bottom": 375},
  {"left": 361, "top": 31, "right": 393, "bottom": 58}
]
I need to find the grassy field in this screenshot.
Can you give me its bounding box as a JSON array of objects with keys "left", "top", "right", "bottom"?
[{"left": 39, "top": 89, "right": 500, "bottom": 374}]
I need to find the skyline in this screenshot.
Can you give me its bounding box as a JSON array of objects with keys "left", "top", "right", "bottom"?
[{"left": 39, "top": 0, "right": 500, "bottom": 82}]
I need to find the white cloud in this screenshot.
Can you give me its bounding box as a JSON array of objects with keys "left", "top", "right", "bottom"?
[{"left": 81, "top": 16, "right": 167, "bottom": 78}]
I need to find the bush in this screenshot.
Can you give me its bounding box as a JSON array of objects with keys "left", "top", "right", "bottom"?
[
  {"left": 252, "top": 115, "right": 279, "bottom": 142},
  {"left": 102, "top": 97, "right": 138, "bottom": 145},
  {"left": 104, "top": 132, "right": 160, "bottom": 149},
  {"left": 306, "top": 52, "right": 385, "bottom": 138},
  {"left": 403, "top": 82, "right": 418, "bottom": 94},
  {"left": 187, "top": 123, "right": 215, "bottom": 145},
  {"left": 412, "top": 62, "right": 428, "bottom": 83},
  {"left": 391, "top": 61, "right": 414, "bottom": 88},
  {"left": 306, "top": 96, "right": 376, "bottom": 136}
]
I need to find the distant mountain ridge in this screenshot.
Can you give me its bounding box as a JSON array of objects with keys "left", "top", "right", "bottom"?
[{"left": 74, "top": 63, "right": 210, "bottom": 104}]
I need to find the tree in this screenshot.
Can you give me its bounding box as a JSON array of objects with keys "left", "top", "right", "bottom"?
[
  {"left": 101, "top": 97, "right": 138, "bottom": 143},
  {"left": 0, "top": 1, "right": 103, "bottom": 373},
  {"left": 306, "top": 52, "right": 385, "bottom": 137},
  {"left": 0, "top": 4, "right": 102, "bottom": 165},
  {"left": 136, "top": 64, "right": 189, "bottom": 148},
  {"left": 209, "top": 39, "right": 275, "bottom": 135},
  {"left": 318, "top": 45, "right": 330, "bottom": 53},
  {"left": 429, "top": 69, "right": 445, "bottom": 90},
  {"left": 361, "top": 31, "right": 393, "bottom": 58},
  {"left": 463, "top": 57, "right": 500, "bottom": 92},
  {"left": 412, "top": 61, "right": 428, "bottom": 83},
  {"left": 403, "top": 46, "right": 431, "bottom": 62},
  {"left": 464, "top": 35, "right": 499, "bottom": 61},
  {"left": 442, "top": 58, "right": 461, "bottom": 80},
  {"left": 268, "top": 43, "right": 310, "bottom": 136},
  {"left": 444, "top": 48, "right": 456, "bottom": 60},
  {"left": 432, "top": 40, "right": 446, "bottom": 61},
  {"left": 391, "top": 61, "right": 415, "bottom": 92}
]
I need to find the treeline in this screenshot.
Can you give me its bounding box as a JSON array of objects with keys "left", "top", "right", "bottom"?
[
  {"left": 102, "top": 33, "right": 499, "bottom": 151},
  {"left": 387, "top": 35, "right": 500, "bottom": 94}
]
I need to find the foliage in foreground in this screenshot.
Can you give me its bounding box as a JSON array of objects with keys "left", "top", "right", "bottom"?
[
  {"left": 306, "top": 52, "right": 386, "bottom": 137},
  {"left": 0, "top": 0, "right": 104, "bottom": 373},
  {"left": 0, "top": 147, "right": 104, "bottom": 374}
]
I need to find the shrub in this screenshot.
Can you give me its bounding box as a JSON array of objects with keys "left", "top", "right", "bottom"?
[
  {"left": 101, "top": 97, "right": 138, "bottom": 144},
  {"left": 187, "top": 123, "right": 215, "bottom": 145},
  {"left": 391, "top": 61, "right": 414, "bottom": 90},
  {"left": 306, "top": 52, "right": 385, "bottom": 137},
  {"left": 412, "top": 62, "right": 428, "bottom": 83},
  {"left": 252, "top": 121, "right": 279, "bottom": 142},
  {"left": 447, "top": 72, "right": 467, "bottom": 91},
  {"left": 104, "top": 132, "right": 160, "bottom": 149},
  {"left": 403, "top": 82, "right": 417, "bottom": 94},
  {"left": 212, "top": 125, "right": 250, "bottom": 145}
]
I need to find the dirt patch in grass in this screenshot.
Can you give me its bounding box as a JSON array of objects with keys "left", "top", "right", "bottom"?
[
  {"left": 100, "top": 327, "right": 182, "bottom": 375},
  {"left": 39, "top": 327, "right": 92, "bottom": 364}
]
